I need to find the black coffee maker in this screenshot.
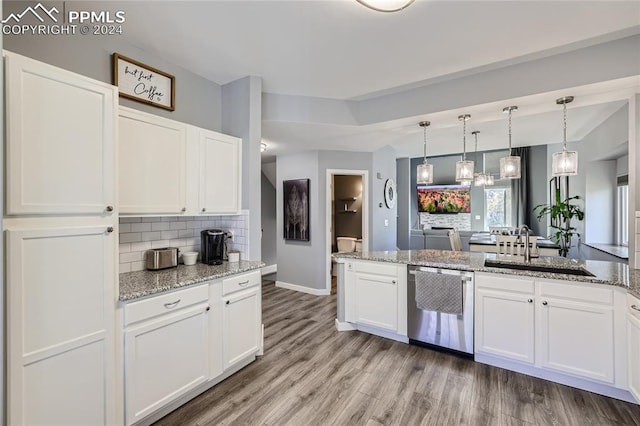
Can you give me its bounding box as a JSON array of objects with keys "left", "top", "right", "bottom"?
[{"left": 201, "top": 229, "right": 227, "bottom": 265}]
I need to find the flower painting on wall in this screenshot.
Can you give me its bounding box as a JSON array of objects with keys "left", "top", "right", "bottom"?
[
  {"left": 283, "top": 179, "right": 310, "bottom": 241},
  {"left": 417, "top": 185, "right": 471, "bottom": 214}
]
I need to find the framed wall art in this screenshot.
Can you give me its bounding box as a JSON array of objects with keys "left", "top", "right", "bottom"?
[
  {"left": 283, "top": 179, "right": 310, "bottom": 241},
  {"left": 113, "top": 53, "right": 175, "bottom": 111}
]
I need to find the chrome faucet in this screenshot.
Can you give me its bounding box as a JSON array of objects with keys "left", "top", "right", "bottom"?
[{"left": 516, "top": 224, "right": 532, "bottom": 262}]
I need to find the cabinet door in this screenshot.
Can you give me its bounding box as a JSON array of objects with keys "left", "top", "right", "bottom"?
[
  {"left": 344, "top": 262, "right": 356, "bottom": 323},
  {"left": 475, "top": 288, "right": 535, "bottom": 364},
  {"left": 209, "top": 282, "right": 224, "bottom": 380},
  {"left": 538, "top": 298, "right": 615, "bottom": 383},
  {"left": 199, "top": 130, "right": 241, "bottom": 214},
  {"left": 6, "top": 226, "right": 116, "bottom": 425},
  {"left": 119, "top": 107, "right": 187, "bottom": 214},
  {"left": 628, "top": 306, "right": 640, "bottom": 403},
  {"left": 5, "top": 51, "right": 116, "bottom": 215},
  {"left": 355, "top": 272, "right": 398, "bottom": 332},
  {"left": 223, "top": 288, "right": 260, "bottom": 369},
  {"left": 125, "top": 304, "right": 209, "bottom": 425}
]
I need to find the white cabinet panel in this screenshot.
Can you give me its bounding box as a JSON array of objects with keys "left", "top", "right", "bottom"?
[
  {"left": 223, "top": 287, "right": 260, "bottom": 369},
  {"left": 199, "top": 129, "right": 241, "bottom": 214},
  {"left": 7, "top": 226, "right": 116, "bottom": 425},
  {"left": 5, "top": 51, "right": 116, "bottom": 215},
  {"left": 125, "top": 304, "right": 209, "bottom": 425},
  {"left": 628, "top": 296, "right": 640, "bottom": 403},
  {"left": 209, "top": 283, "right": 224, "bottom": 380},
  {"left": 538, "top": 298, "right": 615, "bottom": 383},
  {"left": 119, "top": 107, "right": 187, "bottom": 214},
  {"left": 475, "top": 288, "right": 535, "bottom": 364},
  {"left": 355, "top": 272, "right": 398, "bottom": 331}
]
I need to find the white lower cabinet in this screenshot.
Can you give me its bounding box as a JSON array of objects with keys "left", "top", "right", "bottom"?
[
  {"left": 344, "top": 260, "right": 407, "bottom": 337},
  {"left": 6, "top": 225, "right": 117, "bottom": 425},
  {"left": 222, "top": 271, "right": 262, "bottom": 370},
  {"left": 124, "top": 285, "right": 210, "bottom": 425},
  {"left": 475, "top": 273, "right": 535, "bottom": 364},
  {"left": 628, "top": 294, "right": 640, "bottom": 403},
  {"left": 475, "top": 272, "right": 626, "bottom": 394}
]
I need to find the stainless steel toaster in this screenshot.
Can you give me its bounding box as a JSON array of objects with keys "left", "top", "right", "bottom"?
[{"left": 145, "top": 247, "right": 179, "bottom": 270}]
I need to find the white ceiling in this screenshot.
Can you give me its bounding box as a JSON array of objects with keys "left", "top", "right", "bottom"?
[{"left": 114, "top": 0, "right": 640, "bottom": 160}]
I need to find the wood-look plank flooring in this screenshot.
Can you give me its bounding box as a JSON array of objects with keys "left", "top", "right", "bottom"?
[{"left": 155, "top": 279, "right": 640, "bottom": 426}]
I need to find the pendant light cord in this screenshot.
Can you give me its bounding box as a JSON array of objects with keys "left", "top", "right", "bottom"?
[
  {"left": 563, "top": 101, "right": 567, "bottom": 151},
  {"left": 462, "top": 118, "right": 467, "bottom": 161},
  {"left": 508, "top": 108, "right": 513, "bottom": 156},
  {"left": 423, "top": 125, "right": 427, "bottom": 163}
]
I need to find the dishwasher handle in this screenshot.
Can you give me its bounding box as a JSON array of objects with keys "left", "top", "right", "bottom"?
[{"left": 409, "top": 267, "right": 472, "bottom": 281}]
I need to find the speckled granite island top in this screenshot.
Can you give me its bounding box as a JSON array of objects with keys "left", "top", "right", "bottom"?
[
  {"left": 119, "top": 260, "right": 265, "bottom": 302},
  {"left": 334, "top": 249, "right": 640, "bottom": 299}
]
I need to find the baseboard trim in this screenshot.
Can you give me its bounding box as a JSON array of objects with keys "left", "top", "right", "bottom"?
[
  {"left": 335, "top": 318, "right": 357, "bottom": 331},
  {"left": 475, "top": 353, "right": 637, "bottom": 404},
  {"left": 261, "top": 264, "right": 277, "bottom": 275},
  {"left": 275, "top": 280, "right": 330, "bottom": 296}
]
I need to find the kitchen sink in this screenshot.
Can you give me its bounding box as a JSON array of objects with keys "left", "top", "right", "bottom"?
[{"left": 483, "top": 259, "right": 595, "bottom": 277}]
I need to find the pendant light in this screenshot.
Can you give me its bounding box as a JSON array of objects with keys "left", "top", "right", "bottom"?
[
  {"left": 552, "top": 96, "right": 578, "bottom": 176},
  {"left": 416, "top": 121, "right": 433, "bottom": 185},
  {"left": 455, "top": 114, "right": 474, "bottom": 184},
  {"left": 500, "top": 106, "right": 520, "bottom": 179},
  {"left": 472, "top": 131, "right": 494, "bottom": 187}
]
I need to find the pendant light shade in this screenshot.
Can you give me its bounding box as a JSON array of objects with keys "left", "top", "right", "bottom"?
[
  {"left": 416, "top": 121, "right": 433, "bottom": 185},
  {"left": 455, "top": 114, "right": 474, "bottom": 184},
  {"left": 500, "top": 106, "right": 521, "bottom": 179},
  {"left": 472, "top": 131, "right": 493, "bottom": 187},
  {"left": 355, "top": 0, "right": 415, "bottom": 12},
  {"left": 552, "top": 96, "right": 578, "bottom": 176}
]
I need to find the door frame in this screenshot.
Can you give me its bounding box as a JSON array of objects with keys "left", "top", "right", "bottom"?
[{"left": 325, "top": 169, "right": 369, "bottom": 293}]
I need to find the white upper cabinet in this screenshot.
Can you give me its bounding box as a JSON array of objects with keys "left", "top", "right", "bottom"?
[
  {"left": 198, "top": 129, "right": 241, "bottom": 215},
  {"left": 119, "top": 107, "right": 187, "bottom": 214},
  {"left": 4, "top": 51, "right": 117, "bottom": 215}
]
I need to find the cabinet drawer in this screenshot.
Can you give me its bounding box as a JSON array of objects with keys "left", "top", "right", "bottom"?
[
  {"left": 350, "top": 260, "right": 398, "bottom": 277},
  {"left": 538, "top": 279, "right": 613, "bottom": 305},
  {"left": 222, "top": 270, "right": 261, "bottom": 296},
  {"left": 475, "top": 272, "right": 534, "bottom": 294},
  {"left": 124, "top": 284, "right": 208, "bottom": 326}
]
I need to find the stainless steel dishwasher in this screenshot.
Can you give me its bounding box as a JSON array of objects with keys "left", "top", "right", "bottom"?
[{"left": 407, "top": 265, "right": 474, "bottom": 356}]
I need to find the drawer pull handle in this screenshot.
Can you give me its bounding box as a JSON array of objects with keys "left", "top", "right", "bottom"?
[
  {"left": 181, "top": 207, "right": 186, "bottom": 212},
  {"left": 164, "top": 299, "right": 181, "bottom": 309},
  {"left": 542, "top": 301, "right": 548, "bottom": 306},
  {"left": 106, "top": 227, "right": 114, "bottom": 233},
  {"left": 226, "top": 300, "right": 230, "bottom": 305},
  {"left": 632, "top": 304, "right": 640, "bottom": 312},
  {"left": 105, "top": 205, "right": 114, "bottom": 212},
  {"left": 206, "top": 306, "right": 210, "bottom": 312},
  {"left": 391, "top": 280, "right": 396, "bottom": 284},
  {"left": 527, "top": 299, "right": 533, "bottom": 303},
  {"left": 238, "top": 280, "right": 250, "bottom": 287}
]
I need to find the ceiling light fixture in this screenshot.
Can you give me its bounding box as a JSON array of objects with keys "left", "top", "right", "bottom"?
[
  {"left": 355, "top": 0, "right": 415, "bottom": 12},
  {"left": 500, "top": 106, "right": 521, "bottom": 179},
  {"left": 260, "top": 142, "right": 267, "bottom": 152},
  {"left": 472, "top": 131, "right": 494, "bottom": 187},
  {"left": 552, "top": 96, "right": 578, "bottom": 176},
  {"left": 416, "top": 121, "right": 433, "bottom": 185},
  {"left": 455, "top": 114, "right": 474, "bottom": 185}
]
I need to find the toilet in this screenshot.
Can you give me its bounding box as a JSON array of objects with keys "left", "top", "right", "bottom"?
[{"left": 336, "top": 236, "right": 357, "bottom": 253}]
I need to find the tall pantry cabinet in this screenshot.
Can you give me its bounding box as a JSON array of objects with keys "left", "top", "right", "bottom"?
[{"left": 3, "top": 51, "right": 119, "bottom": 424}]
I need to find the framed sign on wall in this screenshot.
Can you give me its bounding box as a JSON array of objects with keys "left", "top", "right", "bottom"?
[{"left": 112, "top": 53, "right": 175, "bottom": 111}]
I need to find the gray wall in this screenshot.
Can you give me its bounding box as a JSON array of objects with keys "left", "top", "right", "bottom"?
[
  {"left": 333, "top": 175, "right": 363, "bottom": 250},
  {"left": 3, "top": 1, "right": 222, "bottom": 130},
  {"left": 261, "top": 172, "right": 277, "bottom": 266},
  {"left": 222, "top": 76, "right": 263, "bottom": 261},
  {"left": 396, "top": 158, "right": 411, "bottom": 250},
  {"left": 371, "top": 145, "right": 398, "bottom": 251}
]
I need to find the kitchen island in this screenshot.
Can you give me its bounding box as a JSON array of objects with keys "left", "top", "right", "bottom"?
[{"left": 334, "top": 249, "right": 639, "bottom": 404}]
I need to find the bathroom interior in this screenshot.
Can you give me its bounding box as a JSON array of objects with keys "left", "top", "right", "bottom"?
[{"left": 331, "top": 174, "right": 364, "bottom": 280}]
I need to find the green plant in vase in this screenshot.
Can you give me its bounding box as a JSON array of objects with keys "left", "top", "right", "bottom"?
[{"left": 533, "top": 190, "right": 584, "bottom": 257}]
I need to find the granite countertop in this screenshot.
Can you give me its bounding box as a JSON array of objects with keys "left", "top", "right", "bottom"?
[
  {"left": 334, "top": 249, "right": 640, "bottom": 299},
  {"left": 119, "top": 260, "right": 265, "bottom": 302}
]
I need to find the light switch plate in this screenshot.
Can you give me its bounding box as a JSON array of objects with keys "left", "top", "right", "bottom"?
[{"left": 384, "top": 219, "right": 389, "bottom": 227}]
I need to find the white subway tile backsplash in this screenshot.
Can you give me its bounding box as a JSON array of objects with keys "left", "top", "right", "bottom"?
[{"left": 119, "top": 212, "right": 249, "bottom": 274}]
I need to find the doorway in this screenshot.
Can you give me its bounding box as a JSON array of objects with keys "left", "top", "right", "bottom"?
[{"left": 325, "top": 169, "right": 369, "bottom": 294}]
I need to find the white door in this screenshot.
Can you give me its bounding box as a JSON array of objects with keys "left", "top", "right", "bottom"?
[
  {"left": 538, "top": 298, "right": 615, "bottom": 383},
  {"left": 628, "top": 303, "right": 640, "bottom": 403},
  {"left": 355, "top": 272, "right": 398, "bottom": 332},
  {"left": 475, "top": 288, "right": 535, "bottom": 364},
  {"left": 6, "top": 226, "right": 116, "bottom": 425},
  {"left": 119, "top": 107, "right": 187, "bottom": 214},
  {"left": 125, "top": 304, "right": 209, "bottom": 425},
  {"left": 4, "top": 51, "right": 116, "bottom": 215},
  {"left": 199, "top": 130, "right": 241, "bottom": 214},
  {"left": 223, "top": 288, "right": 260, "bottom": 369}
]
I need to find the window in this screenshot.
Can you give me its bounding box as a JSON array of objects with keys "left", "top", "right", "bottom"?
[
  {"left": 616, "top": 176, "right": 628, "bottom": 246},
  {"left": 485, "top": 187, "right": 512, "bottom": 229}
]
